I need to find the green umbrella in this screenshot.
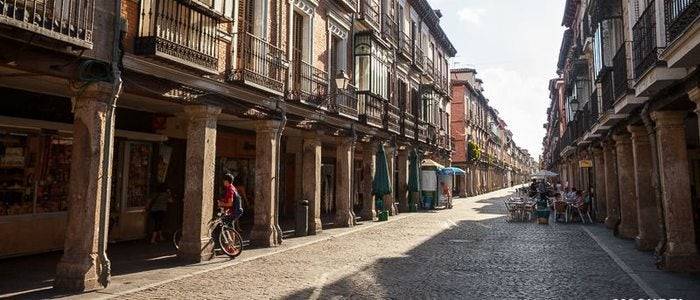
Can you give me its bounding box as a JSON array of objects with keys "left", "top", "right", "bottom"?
[{"left": 373, "top": 143, "right": 392, "bottom": 219}]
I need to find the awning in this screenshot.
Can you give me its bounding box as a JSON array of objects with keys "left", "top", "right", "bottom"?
[
  {"left": 421, "top": 159, "right": 444, "bottom": 168},
  {"left": 439, "top": 167, "right": 466, "bottom": 175}
]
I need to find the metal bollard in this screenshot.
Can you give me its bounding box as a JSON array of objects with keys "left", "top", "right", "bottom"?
[{"left": 295, "top": 200, "right": 309, "bottom": 237}]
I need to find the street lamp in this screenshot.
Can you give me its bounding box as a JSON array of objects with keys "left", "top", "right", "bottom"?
[
  {"left": 569, "top": 98, "right": 580, "bottom": 112},
  {"left": 335, "top": 70, "right": 349, "bottom": 90}
]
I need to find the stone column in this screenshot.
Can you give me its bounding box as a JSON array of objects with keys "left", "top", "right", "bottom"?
[
  {"left": 397, "top": 149, "right": 409, "bottom": 212},
  {"left": 55, "top": 83, "right": 115, "bottom": 292},
  {"left": 361, "top": 144, "right": 376, "bottom": 221},
  {"left": 592, "top": 147, "right": 607, "bottom": 222},
  {"left": 385, "top": 146, "right": 397, "bottom": 215},
  {"left": 302, "top": 135, "right": 322, "bottom": 235},
  {"left": 603, "top": 140, "right": 620, "bottom": 229},
  {"left": 614, "top": 133, "right": 638, "bottom": 239},
  {"left": 335, "top": 138, "right": 355, "bottom": 227},
  {"left": 651, "top": 111, "right": 699, "bottom": 271},
  {"left": 176, "top": 105, "right": 220, "bottom": 262},
  {"left": 251, "top": 120, "right": 282, "bottom": 247},
  {"left": 628, "top": 125, "right": 660, "bottom": 250}
]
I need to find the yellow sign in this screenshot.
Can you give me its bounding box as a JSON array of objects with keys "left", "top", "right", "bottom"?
[{"left": 579, "top": 160, "right": 593, "bottom": 168}]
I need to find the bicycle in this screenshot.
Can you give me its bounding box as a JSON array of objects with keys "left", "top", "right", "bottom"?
[{"left": 173, "top": 210, "right": 243, "bottom": 258}]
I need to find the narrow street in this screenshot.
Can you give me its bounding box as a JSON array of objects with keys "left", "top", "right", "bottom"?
[{"left": 108, "top": 187, "right": 698, "bottom": 299}]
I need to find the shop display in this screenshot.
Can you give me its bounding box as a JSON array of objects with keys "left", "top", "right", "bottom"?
[
  {"left": 125, "top": 143, "right": 152, "bottom": 208},
  {"left": 35, "top": 137, "right": 72, "bottom": 213}
]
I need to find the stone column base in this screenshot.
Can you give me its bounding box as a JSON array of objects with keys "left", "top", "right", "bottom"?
[
  {"left": 335, "top": 212, "right": 354, "bottom": 227},
  {"left": 361, "top": 208, "right": 377, "bottom": 221},
  {"left": 605, "top": 216, "right": 618, "bottom": 230},
  {"left": 178, "top": 238, "right": 214, "bottom": 262},
  {"left": 662, "top": 254, "right": 700, "bottom": 272},
  {"left": 54, "top": 256, "right": 104, "bottom": 292},
  {"left": 309, "top": 218, "right": 323, "bottom": 235},
  {"left": 251, "top": 224, "right": 281, "bottom": 247},
  {"left": 635, "top": 236, "right": 657, "bottom": 252},
  {"left": 618, "top": 225, "right": 637, "bottom": 240}
]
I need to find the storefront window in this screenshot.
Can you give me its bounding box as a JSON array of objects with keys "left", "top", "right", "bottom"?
[
  {"left": 0, "top": 131, "right": 72, "bottom": 216},
  {"left": 125, "top": 142, "right": 152, "bottom": 209}
]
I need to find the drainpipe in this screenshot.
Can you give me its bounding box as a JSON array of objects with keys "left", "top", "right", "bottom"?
[
  {"left": 95, "top": 0, "right": 123, "bottom": 287},
  {"left": 274, "top": 102, "right": 287, "bottom": 244},
  {"left": 641, "top": 103, "right": 666, "bottom": 264}
]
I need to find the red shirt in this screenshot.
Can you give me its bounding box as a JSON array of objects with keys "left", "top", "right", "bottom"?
[{"left": 220, "top": 184, "right": 237, "bottom": 208}]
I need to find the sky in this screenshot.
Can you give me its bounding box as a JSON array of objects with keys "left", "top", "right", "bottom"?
[{"left": 427, "top": 0, "right": 566, "bottom": 160}]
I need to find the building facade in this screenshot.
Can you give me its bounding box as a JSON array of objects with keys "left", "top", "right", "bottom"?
[
  {"left": 542, "top": 0, "right": 700, "bottom": 272},
  {"left": 0, "top": 0, "right": 455, "bottom": 291},
  {"left": 450, "top": 68, "right": 535, "bottom": 197}
]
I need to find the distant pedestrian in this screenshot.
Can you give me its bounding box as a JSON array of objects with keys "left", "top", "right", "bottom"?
[{"left": 147, "top": 185, "right": 172, "bottom": 244}]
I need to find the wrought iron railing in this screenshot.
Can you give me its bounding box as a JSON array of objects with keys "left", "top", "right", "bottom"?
[
  {"left": 358, "top": 91, "right": 383, "bottom": 127},
  {"left": 0, "top": 0, "right": 94, "bottom": 48},
  {"left": 290, "top": 51, "right": 329, "bottom": 106},
  {"left": 665, "top": 0, "right": 700, "bottom": 43},
  {"left": 632, "top": 4, "right": 659, "bottom": 79},
  {"left": 231, "top": 31, "right": 288, "bottom": 94},
  {"left": 381, "top": 13, "right": 397, "bottom": 45},
  {"left": 335, "top": 0, "right": 358, "bottom": 11},
  {"left": 398, "top": 31, "right": 412, "bottom": 59},
  {"left": 612, "top": 44, "right": 629, "bottom": 101},
  {"left": 402, "top": 112, "right": 416, "bottom": 139},
  {"left": 589, "top": 90, "right": 599, "bottom": 121},
  {"left": 413, "top": 45, "right": 424, "bottom": 69},
  {"left": 600, "top": 68, "right": 614, "bottom": 112},
  {"left": 136, "top": 0, "right": 218, "bottom": 72},
  {"left": 417, "top": 121, "right": 428, "bottom": 142},
  {"left": 359, "top": 0, "right": 380, "bottom": 29},
  {"left": 426, "top": 57, "right": 434, "bottom": 76},
  {"left": 334, "top": 84, "right": 358, "bottom": 118},
  {"left": 385, "top": 102, "right": 401, "bottom": 134}
]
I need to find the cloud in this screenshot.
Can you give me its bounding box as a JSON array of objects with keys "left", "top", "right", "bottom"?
[{"left": 457, "top": 8, "right": 486, "bottom": 25}]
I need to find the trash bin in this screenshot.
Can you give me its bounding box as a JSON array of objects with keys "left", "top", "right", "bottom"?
[{"left": 295, "top": 200, "right": 309, "bottom": 236}]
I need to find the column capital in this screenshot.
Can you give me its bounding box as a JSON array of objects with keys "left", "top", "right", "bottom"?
[
  {"left": 601, "top": 139, "right": 616, "bottom": 150},
  {"left": 687, "top": 86, "right": 700, "bottom": 105},
  {"left": 590, "top": 146, "right": 603, "bottom": 155},
  {"left": 183, "top": 105, "right": 221, "bottom": 119},
  {"left": 72, "top": 82, "right": 114, "bottom": 103},
  {"left": 627, "top": 125, "right": 649, "bottom": 141},
  {"left": 651, "top": 111, "right": 687, "bottom": 128},
  {"left": 612, "top": 133, "right": 632, "bottom": 145},
  {"left": 255, "top": 119, "right": 283, "bottom": 133}
]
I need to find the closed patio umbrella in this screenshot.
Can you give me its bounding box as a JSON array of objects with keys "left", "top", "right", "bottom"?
[
  {"left": 373, "top": 143, "right": 392, "bottom": 220},
  {"left": 407, "top": 150, "right": 421, "bottom": 212}
]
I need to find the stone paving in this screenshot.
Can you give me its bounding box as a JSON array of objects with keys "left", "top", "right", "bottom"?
[{"left": 108, "top": 186, "right": 695, "bottom": 300}]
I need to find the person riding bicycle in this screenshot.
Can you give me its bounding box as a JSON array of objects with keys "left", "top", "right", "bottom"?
[{"left": 218, "top": 174, "right": 243, "bottom": 227}]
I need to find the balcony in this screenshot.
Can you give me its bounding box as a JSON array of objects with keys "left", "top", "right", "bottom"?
[
  {"left": 335, "top": 0, "right": 358, "bottom": 12},
  {"left": 135, "top": 0, "right": 219, "bottom": 73},
  {"left": 358, "top": 0, "right": 379, "bottom": 31},
  {"left": 0, "top": 0, "right": 94, "bottom": 48},
  {"left": 385, "top": 102, "right": 400, "bottom": 134},
  {"left": 417, "top": 121, "right": 428, "bottom": 143},
  {"left": 600, "top": 68, "right": 614, "bottom": 112},
  {"left": 612, "top": 45, "right": 630, "bottom": 101},
  {"left": 632, "top": 4, "right": 660, "bottom": 80},
  {"left": 589, "top": 90, "right": 599, "bottom": 121},
  {"left": 333, "top": 85, "right": 359, "bottom": 119},
  {"left": 358, "top": 91, "right": 383, "bottom": 128},
  {"left": 289, "top": 56, "right": 329, "bottom": 107},
  {"left": 402, "top": 113, "right": 416, "bottom": 139},
  {"left": 425, "top": 57, "right": 434, "bottom": 77},
  {"left": 397, "top": 31, "right": 412, "bottom": 60},
  {"left": 413, "top": 45, "right": 424, "bottom": 70},
  {"left": 664, "top": 0, "right": 700, "bottom": 43},
  {"left": 381, "top": 14, "right": 397, "bottom": 46},
  {"left": 230, "top": 31, "right": 288, "bottom": 94}
]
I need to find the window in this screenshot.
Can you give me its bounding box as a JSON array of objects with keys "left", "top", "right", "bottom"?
[{"left": 354, "top": 35, "right": 391, "bottom": 100}]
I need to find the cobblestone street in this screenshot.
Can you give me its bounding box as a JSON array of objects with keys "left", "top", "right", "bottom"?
[{"left": 107, "top": 187, "right": 698, "bottom": 299}]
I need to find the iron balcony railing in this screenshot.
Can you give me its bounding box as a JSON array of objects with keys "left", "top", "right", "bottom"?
[
  {"left": 417, "top": 121, "right": 428, "bottom": 142},
  {"left": 230, "top": 31, "right": 288, "bottom": 94},
  {"left": 665, "top": 0, "right": 700, "bottom": 43},
  {"left": 589, "top": 90, "right": 599, "bottom": 121},
  {"left": 290, "top": 51, "right": 329, "bottom": 106},
  {"left": 385, "top": 102, "right": 401, "bottom": 134},
  {"left": 600, "top": 67, "right": 615, "bottom": 112},
  {"left": 402, "top": 112, "right": 416, "bottom": 139},
  {"left": 425, "top": 57, "right": 434, "bottom": 76},
  {"left": 359, "top": 0, "right": 379, "bottom": 30},
  {"left": 334, "top": 84, "right": 359, "bottom": 118},
  {"left": 398, "top": 30, "right": 412, "bottom": 59},
  {"left": 335, "top": 0, "right": 358, "bottom": 12},
  {"left": 381, "top": 13, "right": 397, "bottom": 45},
  {"left": 612, "top": 44, "right": 629, "bottom": 101},
  {"left": 632, "top": 3, "right": 659, "bottom": 79},
  {"left": 136, "top": 0, "right": 218, "bottom": 72},
  {"left": 413, "top": 45, "right": 424, "bottom": 70},
  {"left": 0, "top": 0, "right": 94, "bottom": 48},
  {"left": 358, "top": 91, "right": 383, "bottom": 127}
]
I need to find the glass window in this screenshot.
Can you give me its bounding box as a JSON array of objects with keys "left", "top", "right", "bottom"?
[{"left": 124, "top": 142, "right": 152, "bottom": 209}]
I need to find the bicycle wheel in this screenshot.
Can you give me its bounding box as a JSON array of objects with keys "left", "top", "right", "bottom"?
[
  {"left": 173, "top": 229, "right": 182, "bottom": 250},
  {"left": 218, "top": 227, "right": 243, "bottom": 258}
]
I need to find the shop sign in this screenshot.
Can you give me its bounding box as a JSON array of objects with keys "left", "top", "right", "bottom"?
[{"left": 579, "top": 160, "right": 593, "bottom": 168}]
